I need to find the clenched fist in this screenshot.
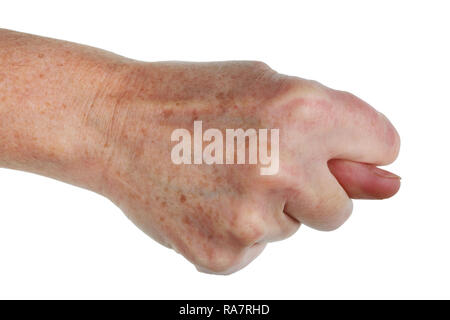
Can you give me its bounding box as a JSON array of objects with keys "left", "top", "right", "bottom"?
[{"left": 0, "top": 30, "right": 400, "bottom": 274}]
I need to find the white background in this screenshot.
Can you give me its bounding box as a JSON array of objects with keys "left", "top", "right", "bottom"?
[{"left": 0, "top": 0, "right": 449, "bottom": 299}]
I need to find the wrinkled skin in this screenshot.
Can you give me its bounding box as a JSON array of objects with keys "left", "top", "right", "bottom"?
[{"left": 0, "top": 30, "right": 400, "bottom": 274}]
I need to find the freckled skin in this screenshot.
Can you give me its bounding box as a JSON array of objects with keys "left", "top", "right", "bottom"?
[{"left": 0, "top": 29, "right": 401, "bottom": 274}]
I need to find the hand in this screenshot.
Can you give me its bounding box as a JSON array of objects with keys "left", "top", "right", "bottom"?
[
  {"left": 95, "top": 61, "right": 400, "bottom": 274},
  {"left": 0, "top": 30, "right": 400, "bottom": 274}
]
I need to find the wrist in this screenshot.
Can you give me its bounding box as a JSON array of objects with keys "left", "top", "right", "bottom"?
[
  {"left": 0, "top": 38, "right": 140, "bottom": 194},
  {"left": 47, "top": 59, "right": 148, "bottom": 194}
]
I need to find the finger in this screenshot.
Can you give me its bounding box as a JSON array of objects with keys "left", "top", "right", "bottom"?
[
  {"left": 328, "top": 159, "right": 401, "bottom": 199},
  {"left": 264, "top": 210, "right": 300, "bottom": 242},
  {"left": 274, "top": 213, "right": 301, "bottom": 241},
  {"left": 284, "top": 164, "right": 353, "bottom": 231},
  {"left": 319, "top": 87, "right": 401, "bottom": 165},
  {"left": 258, "top": 195, "right": 301, "bottom": 242},
  {"left": 231, "top": 197, "right": 300, "bottom": 245}
]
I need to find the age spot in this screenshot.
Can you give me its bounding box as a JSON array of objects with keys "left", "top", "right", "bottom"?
[{"left": 162, "top": 109, "right": 173, "bottom": 118}]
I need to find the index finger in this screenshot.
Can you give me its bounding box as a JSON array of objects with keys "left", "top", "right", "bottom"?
[{"left": 322, "top": 88, "right": 400, "bottom": 165}]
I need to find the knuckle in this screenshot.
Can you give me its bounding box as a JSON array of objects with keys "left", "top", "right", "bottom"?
[
  {"left": 318, "top": 199, "right": 353, "bottom": 231},
  {"left": 305, "top": 190, "right": 353, "bottom": 231},
  {"left": 274, "top": 79, "right": 334, "bottom": 127},
  {"left": 287, "top": 78, "right": 327, "bottom": 97},
  {"left": 278, "top": 218, "right": 301, "bottom": 240},
  {"left": 249, "top": 61, "right": 280, "bottom": 85},
  {"left": 247, "top": 60, "right": 272, "bottom": 72},
  {"left": 274, "top": 75, "right": 304, "bottom": 93},
  {"left": 236, "top": 60, "right": 274, "bottom": 77},
  {"left": 234, "top": 224, "right": 265, "bottom": 247},
  {"left": 196, "top": 247, "right": 242, "bottom": 275},
  {"left": 230, "top": 210, "right": 266, "bottom": 247}
]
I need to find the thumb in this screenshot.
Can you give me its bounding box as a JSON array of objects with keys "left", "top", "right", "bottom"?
[{"left": 328, "top": 159, "right": 401, "bottom": 199}]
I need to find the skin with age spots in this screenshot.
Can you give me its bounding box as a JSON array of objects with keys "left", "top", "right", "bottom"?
[{"left": 0, "top": 29, "right": 400, "bottom": 275}]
